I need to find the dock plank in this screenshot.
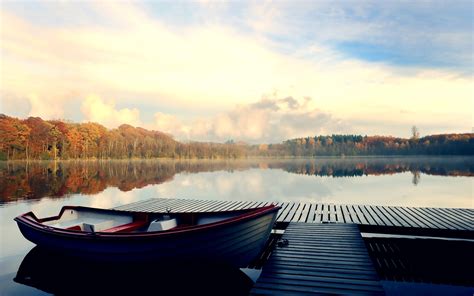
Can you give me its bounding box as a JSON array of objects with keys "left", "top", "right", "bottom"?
[
  {"left": 298, "top": 203, "right": 310, "bottom": 223},
  {"left": 377, "top": 206, "right": 404, "bottom": 227},
  {"left": 365, "top": 206, "right": 393, "bottom": 226},
  {"left": 306, "top": 204, "right": 316, "bottom": 223},
  {"left": 114, "top": 198, "right": 474, "bottom": 237},
  {"left": 340, "top": 205, "right": 352, "bottom": 223},
  {"left": 335, "top": 205, "right": 344, "bottom": 223},
  {"left": 314, "top": 204, "right": 323, "bottom": 223},
  {"left": 250, "top": 223, "right": 384, "bottom": 295},
  {"left": 359, "top": 205, "right": 377, "bottom": 225}
]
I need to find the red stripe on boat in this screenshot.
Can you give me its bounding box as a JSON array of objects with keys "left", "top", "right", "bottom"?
[{"left": 101, "top": 220, "right": 148, "bottom": 233}]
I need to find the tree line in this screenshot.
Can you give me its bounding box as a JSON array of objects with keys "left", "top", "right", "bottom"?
[
  {"left": 254, "top": 134, "right": 474, "bottom": 157},
  {"left": 0, "top": 114, "right": 245, "bottom": 160},
  {"left": 0, "top": 114, "right": 472, "bottom": 160}
]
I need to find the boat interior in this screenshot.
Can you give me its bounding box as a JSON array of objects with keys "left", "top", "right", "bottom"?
[{"left": 38, "top": 207, "right": 249, "bottom": 233}]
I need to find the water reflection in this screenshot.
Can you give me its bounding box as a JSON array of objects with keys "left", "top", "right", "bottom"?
[
  {"left": 412, "top": 171, "right": 421, "bottom": 186},
  {"left": 1, "top": 157, "right": 473, "bottom": 203},
  {"left": 14, "top": 247, "right": 253, "bottom": 296}
]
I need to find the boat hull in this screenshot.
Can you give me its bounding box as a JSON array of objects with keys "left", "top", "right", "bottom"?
[{"left": 15, "top": 207, "right": 278, "bottom": 267}]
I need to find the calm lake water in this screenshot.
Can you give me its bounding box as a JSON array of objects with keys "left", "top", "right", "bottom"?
[{"left": 0, "top": 157, "right": 473, "bottom": 295}]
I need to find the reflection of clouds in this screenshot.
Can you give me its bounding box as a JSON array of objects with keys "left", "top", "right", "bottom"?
[
  {"left": 152, "top": 169, "right": 338, "bottom": 203},
  {"left": 215, "top": 174, "right": 235, "bottom": 196},
  {"left": 149, "top": 170, "right": 473, "bottom": 209},
  {"left": 89, "top": 189, "right": 138, "bottom": 209}
]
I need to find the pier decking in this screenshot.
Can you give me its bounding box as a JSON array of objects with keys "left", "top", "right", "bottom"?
[
  {"left": 114, "top": 198, "right": 474, "bottom": 238},
  {"left": 250, "top": 223, "right": 385, "bottom": 295},
  {"left": 114, "top": 198, "right": 473, "bottom": 295}
]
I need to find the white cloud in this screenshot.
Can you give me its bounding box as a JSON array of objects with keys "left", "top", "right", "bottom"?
[
  {"left": 28, "top": 93, "right": 64, "bottom": 119},
  {"left": 153, "top": 96, "right": 345, "bottom": 143},
  {"left": 81, "top": 95, "right": 141, "bottom": 128}
]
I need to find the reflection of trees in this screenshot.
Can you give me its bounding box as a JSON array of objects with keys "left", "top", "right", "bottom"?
[
  {"left": 278, "top": 158, "right": 474, "bottom": 178},
  {"left": 0, "top": 160, "right": 260, "bottom": 202},
  {"left": 0, "top": 157, "right": 473, "bottom": 202},
  {"left": 411, "top": 171, "right": 421, "bottom": 186}
]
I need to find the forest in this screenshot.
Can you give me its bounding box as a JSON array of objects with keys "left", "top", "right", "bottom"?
[{"left": 0, "top": 114, "right": 473, "bottom": 160}]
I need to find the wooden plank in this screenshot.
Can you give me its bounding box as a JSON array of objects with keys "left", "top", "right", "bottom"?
[
  {"left": 257, "top": 274, "right": 385, "bottom": 292},
  {"left": 156, "top": 198, "right": 190, "bottom": 212},
  {"left": 384, "top": 206, "right": 416, "bottom": 228},
  {"left": 436, "top": 207, "right": 473, "bottom": 229},
  {"left": 335, "top": 204, "right": 344, "bottom": 223},
  {"left": 314, "top": 204, "right": 323, "bottom": 223},
  {"left": 391, "top": 205, "right": 426, "bottom": 228},
  {"left": 427, "top": 208, "right": 472, "bottom": 230},
  {"left": 394, "top": 206, "right": 430, "bottom": 229},
  {"left": 145, "top": 198, "right": 179, "bottom": 212},
  {"left": 291, "top": 203, "right": 306, "bottom": 222},
  {"left": 454, "top": 208, "right": 474, "bottom": 220},
  {"left": 329, "top": 204, "right": 337, "bottom": 223},
  {"left": 241, "top": 201, "right": 259, "bottom": 209},
  {"left": 274, "top": 202, "right": 287, "bottom": 221},
  {"left": 352, "top": 205, "right": 368, "bottom": 225},
  {"left": 359, "top": 205, "right": 377, "bottom": 225},
  {"left": 306, "top": 204, "right": 316, "bottom": 223},
  {"left": 284, "top": 203, "right": 300, "bottom": 222},
  {"left": 262, "top": 263, "right": 379, "bottom": 280},
  {"left": 186, "top": 199, "right": 217, "bottom": 212},
  {"left": 129, "top": 198, "right": 167, "bottom": 212},
  {"left": 346, "top": 205, "right": 360, "bottom": 224},
  {"left": 421, "top": 207, "right": 466, "bottom": 230},
  {"left": 376, "top": 206, "right": 404, "bottom": 227},
  {"left": 219, "top": 200, "right": 245, "bottom": 211},
  {"left": 448, "top": 208, "right": 474, "bottom": 221},
  {"left": 404, "top": 207, "right": 445, "bottom": 229},
  {"left": 298, "top": 203, "right": 310, "bottom": 223},
  {"left": 276, "top": 202, "right": 291, "bottom": 222},
  {"left": 114, "top": 198, "right": 155, "bottom": 211},
  {"left": 415, "top": 207, "right": 459, "bottom": 230},
  {"left": 340, "top": 205, "right": 352, "bottom": 223},
  {"left": 251, "top": 223, "right": 384, "bottom": 295},
  {"left": 367, "top": 205, "right": 391, "bottom": 226},
  {"left": 322, "top": 204, "right": 330, "bottom": 223},
  {"left": 203, "top": 200, "right": 231, "bottom": 212},
  {"left": 170, "top": 198, "right": 203, "bottom": 212}
]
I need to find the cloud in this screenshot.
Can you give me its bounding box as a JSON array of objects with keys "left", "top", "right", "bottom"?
[
  {"left": 0, "top": 2, "right": 471, "bottom": 137},
  {"left": 28, "top": 93, "right": 65, "bottom": 119},
  {"left": 241, "top": 1, "right": 473, "bottom": 71},
  {"left": 153, "top": 95, "right": 345, "bottom": 143},
  {"left": 81, "top": 95, "right": 141, "bottom": 128}
]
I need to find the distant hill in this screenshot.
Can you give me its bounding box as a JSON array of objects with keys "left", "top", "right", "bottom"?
[{"left": 0, "top": 114, "right": 472, "bottom": 160}]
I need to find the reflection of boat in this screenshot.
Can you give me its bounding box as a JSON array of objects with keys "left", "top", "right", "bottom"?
[
  {"left": 15, "top": 247, "right": 254, "bottom": 295},
  {"left": 14, "top": 205, "right": 279, "bottom": 267}
]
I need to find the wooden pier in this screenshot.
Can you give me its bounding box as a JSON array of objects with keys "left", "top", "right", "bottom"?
[
  {"left": 251, "top": 223, "right": 384, "bottom": 295},
  {"left": 114, "top": 198, "right": 474, "bottom": 238},
  {"left": 114, "top": 198, "right": 473, "bottom": 295}
]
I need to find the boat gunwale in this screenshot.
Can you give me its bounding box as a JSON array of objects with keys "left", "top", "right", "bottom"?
[{"left": 14, "top": 204, "right": 280, "bottom": 239}]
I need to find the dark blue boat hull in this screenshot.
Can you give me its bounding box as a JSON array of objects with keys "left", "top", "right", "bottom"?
[{"left": 16, "top": 209, "right": 278, "bottom": 267}]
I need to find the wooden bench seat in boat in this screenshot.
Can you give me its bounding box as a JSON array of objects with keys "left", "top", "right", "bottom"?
[{"left": 50, "top": 218, "right": 115, "bottom": 232}]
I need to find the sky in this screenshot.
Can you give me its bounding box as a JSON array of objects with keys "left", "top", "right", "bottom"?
[{"left": 0, "top": 0, "right": 472, "bottom": 143}]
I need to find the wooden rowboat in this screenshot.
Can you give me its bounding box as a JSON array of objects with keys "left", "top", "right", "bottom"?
[{"left": 14, "top": 204, "right": 280, "bottom": 267}]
